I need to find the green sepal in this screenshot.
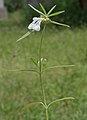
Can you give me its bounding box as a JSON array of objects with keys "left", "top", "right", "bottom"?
[
  {"left": 39, "top": 3, "right": 46, "bottom": 14},
  {"left": 48, "top": 10, "right": 65, "bottom": 17},
  {"left": 50, "top": 20, "right": 70, "bottom": 28},
  {"left": 47, "top": 5, "right": 56, "bottom": 15},
  {"left": 28, "top": 4, "right": 45, "bottom": 16}
]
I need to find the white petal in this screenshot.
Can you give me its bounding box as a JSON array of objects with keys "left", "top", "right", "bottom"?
[
  {"left": 33, "top": 17, "right": 39, "bottom": 21},
  {"left": 28, "top": 21, "right": 36, "bottom": 30},
  {"left": 33, "top": 25, "right": 40, "bottom": 31},
  {"left": 28, "top": 23, "right": 33, "bottom": 29},
  {"left": 33, "top": 17, "right": 43, "bottom": 21},
  {"left": 28, "top": 17, "right": 43, "bottom": 31}
]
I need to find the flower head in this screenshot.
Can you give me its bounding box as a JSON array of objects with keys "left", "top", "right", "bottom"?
[
  {"left": 28, "top": 17, "right": 43, "bottom": 31},
  {"left": 28, "top": 3, "right": 70, "bottom": 32},
  {"left": 17, "top": 3, "right": 70, "bottom": 42}
]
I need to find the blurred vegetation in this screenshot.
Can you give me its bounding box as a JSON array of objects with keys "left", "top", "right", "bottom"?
[
  {"left": 4, "top": 0, "right": 24, "bottom": 12},
  {"left": 0, "top": 26, "right": 87, "bottom": 120},
  {"left": 4, "top": 0, "right": 87, "bottom": 26}
]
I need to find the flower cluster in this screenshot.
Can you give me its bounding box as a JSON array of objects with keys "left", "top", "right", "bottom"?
[
  {"left": 28, "top": 4, "right": 69, "bottom": 31},
  {"left": 17, "top": 4, "right": 69, "bottom": 42}
]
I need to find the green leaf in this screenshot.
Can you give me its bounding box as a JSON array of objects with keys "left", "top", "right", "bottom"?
[
  {"left": 50, "top": 20, "right": 70, "bottom": 28},
  {"left": 48, "top": 97, "right": 75, "bottom": 107},
  {"left": 28, "top": 4, "right": 45, "bottom": 16},
  {"left": 7, "top": 69, "right": 38, "bottom": 73},
  {"left": 31, "top": 58, "right": 38, "bottom": 66},
  {"left": 39, "top": 3, "right": 46, "bottom": 14},
  {"left": 47, "top": 5, "right": 56, "bottom": 15},
  {"left": 17, "top": 31, "right": 32, "bottom": 42},
  {"left": 48, "top": 10, "right": 65, "bottom": 17},
  {"left": 43, "top": 64, "right": 75, "bottom": 72},
  {"left": 22, "top": 102, "right": 45, "bottom": 111}
]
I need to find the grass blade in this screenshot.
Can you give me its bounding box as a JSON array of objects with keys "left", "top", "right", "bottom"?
[
  {"left": 47, "top": 5, "right": 56, "bottom": 15},
  {"left": 28, "top": 4, "right": 45, "bottom": 16},
  {"left": 50, "top": 20, "right": 70, "bottom": 28},
  {"left": 48, "top": 10, "right": 65, "bottom": 17},
  {"left": 39, "top": 3, "right": 46, "bottom": 14},
  {"left": 48, "top": 97, "right": 75, "bottom": 107}
]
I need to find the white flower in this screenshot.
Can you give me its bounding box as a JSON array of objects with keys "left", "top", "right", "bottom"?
[{"left": 28, "top": 17, "right": 43, "bottom": 31}]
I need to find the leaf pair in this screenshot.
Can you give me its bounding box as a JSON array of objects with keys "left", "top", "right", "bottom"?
[
  {"left": 7, "top": 64, "right": 75, "bottom": 74},
  {"left": 22, "top": 97, "right": 75, "bottom": 111}
]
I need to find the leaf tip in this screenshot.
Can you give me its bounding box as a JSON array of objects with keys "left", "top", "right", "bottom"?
[
  {"left": 67, "top": 25, "right": 70, "bottom": 28},
  {"left": 28, "top": 4, "right": 31, "bottom": 6},
  {"left": 53, "top": 5, "right": 56, "bottom": 9},
  {"left": 28, "top": 4, "right": 33, "bottom": 8},
  {"left": 16, "top": 39, "right": 20, "bottom": 42},
  {"left": 71, "top": 97, "right": 75, "bottom": 99},
  {"left": 39, "top": 3, "right": 41, "bottom": 5}
]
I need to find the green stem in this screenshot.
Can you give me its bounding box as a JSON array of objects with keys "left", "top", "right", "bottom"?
[
  {"left": 46, "top": 108, "right": 49, "bottom": 120},
  {"left": 39, "top": 25, "right": 46, "bottom": 105},
  {"left": 38, "top": 25, "right": 49, "bottom": 120}
]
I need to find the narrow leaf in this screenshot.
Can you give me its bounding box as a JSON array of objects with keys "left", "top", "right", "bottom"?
[
  {"left": 28, "top": 4, "right": 45, "bottom": 16},
  {"left": 47, "top": 5, "right": 56, "bottom": 15},
  {"left": 50, "top": 20, "right": 70, "bottom": 27},
  {"left": 31, "top": 58, "right": 38, "bottom": 66},
  {"left": 7, "top": 69, "right": 38, "bottom": 73},
  {"left": 43, "top": 65, "right": 75, "bottom": 72},
  {"left": 22, "top": 102, "right": 45, "bottom": 111},
  {"left": 48, "top": 97, "right": 75, "bottom": 107},
  {"left": 17, "top": 31, "right": 32, "bottom": 42},
  {"left": 48, "top": 10, "right": 65, "bottom": 17},
  {"left": 39, "top": 3, "right": 46, "bottom": 14}
]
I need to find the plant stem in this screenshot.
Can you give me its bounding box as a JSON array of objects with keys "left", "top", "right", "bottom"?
[
  {"left": 39, "top": 25, "right": 46, "bottom": 105},
  {"left": 38, "top": 25, "right": 49, "bottom": 120},
  {"left": 46, "top": 108, "right": 49, "bottom": 120}
]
